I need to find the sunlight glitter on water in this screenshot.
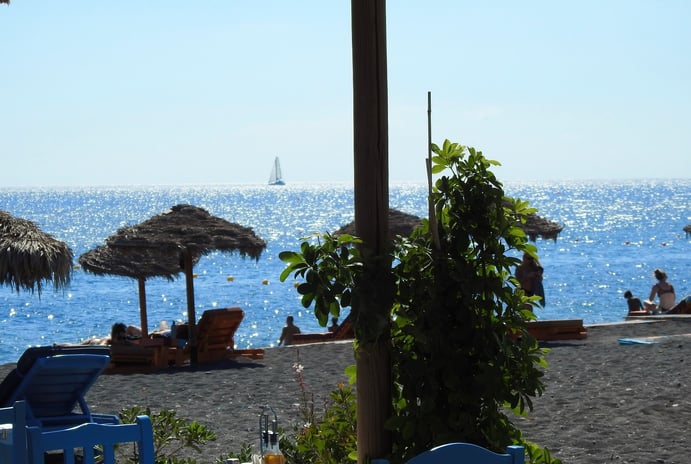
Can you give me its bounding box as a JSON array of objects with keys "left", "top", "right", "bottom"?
[{"left": 0, "top": 180, "right": 689, "bottom": 364}]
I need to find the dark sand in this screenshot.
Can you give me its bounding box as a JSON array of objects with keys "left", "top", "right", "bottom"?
[{"left": 4, "top": 319, "right": 691, "bottom": 463}]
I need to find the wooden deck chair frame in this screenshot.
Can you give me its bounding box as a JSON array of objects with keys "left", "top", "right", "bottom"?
[
  {"left": 292, "top": 314, "right": 354, "bottom": 345},
  {"left": 171, "top": 307, "right": 250, "bottom": 365}
]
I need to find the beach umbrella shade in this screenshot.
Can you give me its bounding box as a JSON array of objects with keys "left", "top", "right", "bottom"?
[
  {"left": 522, "top": 213, "right": 563, "bottom": 242},
  {"left": 334, "top": 207, "right": 563, "bottom": 242},
  {"left": 78, "top": 244, "right": 202, "bottom": 339},
  {"left": 334, "top": 208, "right": 424, "bottom": 239},
  {"left": 0, "top": 210, "right": 73, "bottom": 295},
  {"left": 99, "top": 204, "right": 266, "bottom": 362}
]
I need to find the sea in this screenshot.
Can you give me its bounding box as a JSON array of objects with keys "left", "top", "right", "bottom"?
[{"left": 1, "top": 180, "right": 689, "bottom": 365}]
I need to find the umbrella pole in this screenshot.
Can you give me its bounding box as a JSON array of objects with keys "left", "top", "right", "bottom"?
[
  {"left": 183, "top": 250, "right": 198, "bottom": 364},
  {"left": 138, "top": 277, "right": 149, "bottom": 338}
]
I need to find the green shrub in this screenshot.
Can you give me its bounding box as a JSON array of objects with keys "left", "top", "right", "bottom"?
[
  {"left": 119, "top": 406, "right": 216, "bottom": 464},
  {"left": 280, "top": 139, "right": 562, "bottom": 463},
  {"left": 279, "top": 351, "right": 358, "bottom": 464}
]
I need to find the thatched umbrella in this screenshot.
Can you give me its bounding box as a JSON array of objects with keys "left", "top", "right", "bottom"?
[
  {"left": 78, "top": 245, "right": 201, "bottom": 339},
  {"left": 0, "top": 210, "right": 73, "bottom": 295},
  {"left": 334, "top": 207, "right": 563, "bottom": 242},
  {"left": 523, "top": 213, "right": 563, "bottom": 242},
  {"left": 96, "top": 204, "right": 266, "bottom": 362},
  {"left": 684, "top": 224, "right": 691, "bottom": 238},
  {"left": 334, "top": 209, "right": 423, "bottom": 239}
]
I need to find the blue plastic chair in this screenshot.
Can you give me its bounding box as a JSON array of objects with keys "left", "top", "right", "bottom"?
[
  {"left": 376, "top": 442, "right": 525, "bottom": 464},
  {"left": 0, "top": 400, "right": 28, "bottom": 464},
  {"left": 27, "top": 414, "right": 155, "bottom": 464},
  {"left": 0, "top": 346, "right": 118, "bottom": 427}
]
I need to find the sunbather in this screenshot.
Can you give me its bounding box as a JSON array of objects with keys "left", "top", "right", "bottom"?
[
  {"left": 664, "top": 295, "right": 691, "bottom": 314},
  {"left": 644, "top": 268, "right": 675, "bottom": 313},
  {"left": 110, "top": 322, "right": 142, "bottom": 345}
]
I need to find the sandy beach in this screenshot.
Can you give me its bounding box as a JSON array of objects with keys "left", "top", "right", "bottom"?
[{"left": 3, "top": 319, "right": 691, "bottom": 463}]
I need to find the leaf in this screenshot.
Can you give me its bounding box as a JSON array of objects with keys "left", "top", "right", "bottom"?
[
  {"left": 344, "top": 364, "right": 357, "bottom": 384},
  {"left": 279, "top": 266, "right": 295, "bottom": 282},
  {"left": 278, "top": 250, "right": 301, "bottom": 263}
]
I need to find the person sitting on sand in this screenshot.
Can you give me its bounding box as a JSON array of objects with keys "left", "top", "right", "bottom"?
[
  {"left": 644, "top": 268, "right": 676, "bottom": 313},
  {"left": 624, "top": 290, "right": 646, "bottom": 314},
  {"left": 278, "top": 316, "right": 301, "bottom": 346}
]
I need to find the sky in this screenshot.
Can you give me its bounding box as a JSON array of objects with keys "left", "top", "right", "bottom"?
[{"left": 2, "top": 1, "right": 690, "bottom": 187}]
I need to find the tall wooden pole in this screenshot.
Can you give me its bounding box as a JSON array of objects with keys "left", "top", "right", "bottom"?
[
  {"left": 351, "top": 0, "right": 391, "bottom": 462},
  {"left": 183, "top": 249, "right": 198, "bottom": 364},
  {"left": 137, "top": 277, "right": 149, "bottom": 338}
]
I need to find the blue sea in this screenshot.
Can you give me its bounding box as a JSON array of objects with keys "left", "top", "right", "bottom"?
[{"left": 1, "top": 180, "right": 689, "bottom": 365}]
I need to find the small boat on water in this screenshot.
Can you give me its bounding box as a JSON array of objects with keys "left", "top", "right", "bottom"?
[{"left": 268, "top": 156, "right": 285, "bottom": 186}]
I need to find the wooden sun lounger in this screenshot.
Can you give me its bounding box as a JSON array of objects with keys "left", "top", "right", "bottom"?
[
  {"left": 106, "top": 341, "right": 168, "bottom": 374},
  {"left": 292, "top": 316, "right": 354, "bottom": 345},
  {"left": 526, "top": 319, "right": 587, "bottom": 341},
  {"left": 170, "top": 307, "right": 265, "bottom": 366}
]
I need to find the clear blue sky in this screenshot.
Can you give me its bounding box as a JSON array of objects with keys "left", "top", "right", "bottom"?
[{"left": 2, "top": 1, "right": 689, "bottom": 187}]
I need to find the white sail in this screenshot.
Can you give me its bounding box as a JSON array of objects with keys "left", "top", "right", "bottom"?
[{"left": 268, "top": 156, "right": 285, "bottom": 185}]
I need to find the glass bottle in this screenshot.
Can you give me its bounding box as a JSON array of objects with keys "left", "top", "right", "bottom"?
[{"left": 259, "top": 406, "right": 284, "bottom": 464}]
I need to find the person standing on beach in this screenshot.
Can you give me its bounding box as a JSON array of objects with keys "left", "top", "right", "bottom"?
[
  {"left": 515, "top": 252, "right": 545, "bottom": 306},
  {"left": 645, "top": 268, "right": 675, "bottom": 313},
  {"left": 278, "top": 316, "right": 301, "bottom": 346}
]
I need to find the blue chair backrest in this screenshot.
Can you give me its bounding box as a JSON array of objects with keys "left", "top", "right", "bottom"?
[
  {"left": 0, "top": 400, "right": 28, "bottom": 464},
  {"left": 405, "top": 443, "right": 525, "bottom": 464},
  {"left": 0, "top": 346, "right": 111, "bottom": 410},
  {"left": 2, "top": 352, "right": 111, "bottom": 427},
  {"left": 27, "top": 415, "right": 155, "bottom": 464}
]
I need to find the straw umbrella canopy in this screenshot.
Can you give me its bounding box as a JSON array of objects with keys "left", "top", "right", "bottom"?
[
  {"left": 523, "top": 213, "right": 563, "bottom": 242},
  {"left": 684, "top": 224, "right": 691, "bottom": 238},
  {"left": 334, "top": 207, "right": 563, "bottom": 242},
  {"left": 98, "top": 204, "right": 266, "bottom": 362},
  {"left": 0, "top": 210, "right": 73, "bottom": 295},
  {"left": 78, "top": 244, "right": 202, "bottom": 339},
  {"left": 334, "top": 209, "right": 423, "bottom": 239}
]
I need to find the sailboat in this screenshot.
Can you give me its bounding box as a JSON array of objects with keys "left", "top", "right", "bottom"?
[{"left": 268, "top": 156, "right": 285, "bottom": 186}]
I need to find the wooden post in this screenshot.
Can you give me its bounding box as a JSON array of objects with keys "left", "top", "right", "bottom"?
[
  {"left": 351, "top": 0, "right": 391, "bottom": 462},
  {"left": 137, "top": 277, "right": 149, "bottom": 338},
  {"left": 183, "top": 249, "right": 198, "bottom": 364}
]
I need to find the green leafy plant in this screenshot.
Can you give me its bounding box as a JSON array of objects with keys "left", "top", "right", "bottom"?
[
  {"left": 387, "top": 140, "right": 554, "bottom": 461},
  {"left": 279, "top": 233, "right": 364, "bottom": 328},
  {"left": 119, "top": 406, "right": 217, "bottom": 464},
  {"left": 280, "top": 139, "right": 562, "bottom": 464},
  {"left": 279, "top": 351, "right": 358, "bottom": 464},
  {"left": 215, "top": 443, "right": 255, "bottom": 464}
]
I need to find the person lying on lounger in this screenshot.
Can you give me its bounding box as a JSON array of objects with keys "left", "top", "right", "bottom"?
[
  {"left": 110, "top": 322, "right": 142, "bottom": 345},
  {"left": 664, "top": 295, "right": 691, "bottom": 314}
]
